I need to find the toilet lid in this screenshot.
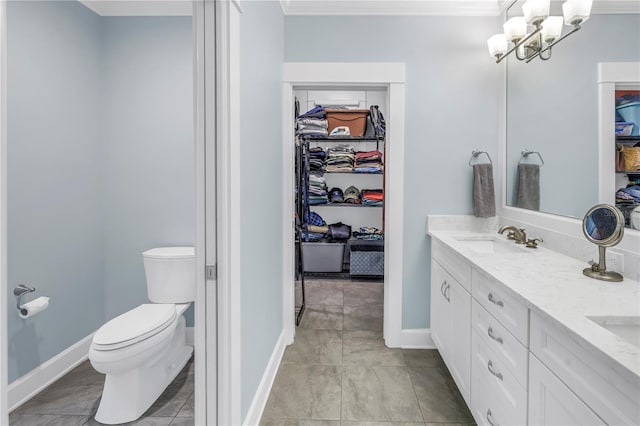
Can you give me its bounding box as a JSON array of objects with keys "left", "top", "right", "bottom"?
[{"left": 93, "top": 304, "right": 177, "bottom": 350}]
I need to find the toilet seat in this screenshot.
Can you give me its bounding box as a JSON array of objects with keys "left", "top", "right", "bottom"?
[{"left": 93, "top": 304, "right": 177, "bottom": 351}]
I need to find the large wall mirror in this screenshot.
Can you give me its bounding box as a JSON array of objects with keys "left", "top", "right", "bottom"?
[{"left": 505, "top": 1, "right": 640, "bottom": 223}]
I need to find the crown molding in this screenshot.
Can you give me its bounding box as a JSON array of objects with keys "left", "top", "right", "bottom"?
[
  {"left": 281, "top": 0, "right": 503, "bottom": 16},
  {"left": 79, "top": 0, "right": 192, "bottom": 16},
  {"left": 281, "top": 0, "right": 640, "bottom": 16}
]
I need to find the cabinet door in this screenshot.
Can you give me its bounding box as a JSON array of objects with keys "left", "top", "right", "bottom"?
[
  {"left": 529, "top": 355, "right": 605, "bottom": 426},
  {"left": 448, "top": 279, "right": 471, "bottom": 405},
  {"left": 430, "top": 261, "right": 450, "bottom": 361}
]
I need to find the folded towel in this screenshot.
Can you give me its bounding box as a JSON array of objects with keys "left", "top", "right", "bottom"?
[
  {"left": 473, "top": 163, "right": 496, "bottom": 218},
  {"left": 516, "top": 163, "right": 540, "bottom": 211}
]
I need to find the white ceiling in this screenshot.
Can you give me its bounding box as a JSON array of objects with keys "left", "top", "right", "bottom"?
[{"left": 79, "top": 0, "right": 639, "bottom": 17}]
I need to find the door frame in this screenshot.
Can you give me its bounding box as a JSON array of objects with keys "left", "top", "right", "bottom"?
[
  {"left": 281, "top": 63, "right": 408, "bottom": 347},
  {"left": 0, "top": 1, "right": 218, "bottom": 424},
  {"left": 0, "top": 0, "right": 7, "bottom": 423}
]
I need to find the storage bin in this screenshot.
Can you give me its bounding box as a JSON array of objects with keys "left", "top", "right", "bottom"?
[
  {"left": 616, "top": 102, "right": 640, "bottom": 135},
  {"left": 325, "top": 109, "right": 369, "bottom": 136},
  {"left": 616, "top": 122, "right": 634, "bottom": 137},
  {"left": 350, "top": 245, "right": 384, "bottom": 276},
  {"left": 302, "top": 242, "right": 345, "bottom": 272}
]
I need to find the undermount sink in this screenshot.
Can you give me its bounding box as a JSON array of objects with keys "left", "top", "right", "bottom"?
[
  {"left": 587, "top": 316, "right": 640, "bottom": 349},
  {"left": 452, "top": 236, "right": 529, "bottom": 254}
]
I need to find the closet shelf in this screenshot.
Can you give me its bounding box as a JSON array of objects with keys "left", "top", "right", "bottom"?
[
  {"left": 311, "top": 203, "right": 383, "bottom": 208},
  {"left": 616, "top": 136, "right": 640, "bottom": 144},
  {"left": 302, "top": 135, "right": 384, "bottom": 142},
  {"left": 322, "top": 170, "right": 383, "bottom": 175}
]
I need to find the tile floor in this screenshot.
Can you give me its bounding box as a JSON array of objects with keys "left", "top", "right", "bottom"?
[
  {"left": 9, "top": 357, "right": 194, "bottom": 426},
  {"left": 261, "top": 279, "right": 475, "bottom": 426}
]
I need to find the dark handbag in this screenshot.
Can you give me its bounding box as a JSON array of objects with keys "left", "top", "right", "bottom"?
[{"left": 327, "top": 222, "right": 352, "bottom": 241}]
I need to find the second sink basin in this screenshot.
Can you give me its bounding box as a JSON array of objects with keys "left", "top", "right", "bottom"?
[
  {"left": 587, "top": 315, "right": 640, "bottom": 349},
  {"left": 452, "top": 236, "right": 530, "bottom": 254}
]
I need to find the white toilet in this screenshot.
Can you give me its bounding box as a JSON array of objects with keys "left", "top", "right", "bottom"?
[{"left": 89, "top": 247, "right": 195, "bottom": 425}]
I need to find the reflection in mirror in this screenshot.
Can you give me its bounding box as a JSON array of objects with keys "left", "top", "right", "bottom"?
[
  {"left": 506, "top": 2, "right": 640, "bottom": 219},
  {"left": 582, "top": 204, "right": 624, "bottom": 282}
]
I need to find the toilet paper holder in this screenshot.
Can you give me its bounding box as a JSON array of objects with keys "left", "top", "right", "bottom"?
[{"left": 14, "top": 284, "right": 36, "bottom": 316}]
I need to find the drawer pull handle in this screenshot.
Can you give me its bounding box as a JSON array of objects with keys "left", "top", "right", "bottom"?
[
  {"left": 487, "top": 360, "right": 503, "bottom": 381},
  {"left": 444, "top": 283, "right": 450, "bottom": 302},
  {"left": 441, "top": 281, "right": 447, "bottom": 297},
  {"left": 487, "top": 409, "right": 499, "bottom": 426},
  {"left": 487, "top": 327, "right": 504, "bottom": 344},
  {"left": 487, "top": 292, "right": 504, "bottom": 307}
]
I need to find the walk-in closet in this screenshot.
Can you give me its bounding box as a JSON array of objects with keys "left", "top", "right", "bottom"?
[{"left": 293, "top": 87, "right": 388, "bottom": 328}]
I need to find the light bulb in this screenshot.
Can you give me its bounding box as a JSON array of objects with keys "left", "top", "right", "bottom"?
[
  {"left": 523, "top": 0, "right": 550, "bottom": 26},
  {"left": 503, "top": 17, "right": 527, "bottom": 42},
  {"left": 487, "top": 34, "right": 508, "bottom": 58},
  {"left": 541, "top": 16, "right": 564, "bottom": 43},
  {"left": 563, "top": 0, "right": 593, "bottom": 25}
]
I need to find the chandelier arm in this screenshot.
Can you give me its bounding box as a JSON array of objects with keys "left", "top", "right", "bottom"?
[
  {"left": 524, "top": 24, "right": 582, "bottom": 63},
  {"left": 496, "top": 25, "right": 542, "bottom": 64}
]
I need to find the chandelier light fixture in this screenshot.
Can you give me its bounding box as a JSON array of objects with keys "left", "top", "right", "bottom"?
[{"left": 487, "top": 0, "right": 593, "bottom": 63}]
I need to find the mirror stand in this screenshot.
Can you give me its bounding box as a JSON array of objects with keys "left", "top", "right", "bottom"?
[
  {"left": 583, "top": 246, "right": 623, "bottom": 282},
  {"left": 582, "top": 204, "right": 625, "bottom": 283}
]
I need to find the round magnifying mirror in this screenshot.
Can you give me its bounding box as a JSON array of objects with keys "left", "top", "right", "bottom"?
[{"left": 582, "top": 204, "right": 624, "bottom": 282}]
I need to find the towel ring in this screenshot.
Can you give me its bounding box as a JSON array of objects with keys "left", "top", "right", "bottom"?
[
  {"left": 520, "top": 149, "right": 544, "bottom": 166},
  {"left": 469, "top": 150, "right": 492, "bottom": 166}
]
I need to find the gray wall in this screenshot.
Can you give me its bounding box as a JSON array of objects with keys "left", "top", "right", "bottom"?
[
  {"left": 506, "top": 14, "right": 640, "bottom": 219},
  {"left": 285, "top": 16, "right": 502, "bottom": 328},
  {"left": 7, "top": 1, "right": 193, "bottom": 383},
  {"left": 102, "top": 16, "right": 195, "bottom": 324},
  {"left": 7, "top": 0, "right": 104, "bottom": 382},
  {"left": 240, "top": 1, "right": 284, "bottom": 419}
]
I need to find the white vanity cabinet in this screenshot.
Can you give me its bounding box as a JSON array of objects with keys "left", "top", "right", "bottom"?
[
  {"left": 428, "top": 230, "right": 640, "bottom": 426},
  {"left": 431, "top": 241, "right": 472, "bottom": 404}
]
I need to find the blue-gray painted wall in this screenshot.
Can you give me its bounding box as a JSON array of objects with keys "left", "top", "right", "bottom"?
[
  {"left": 240, "top": 1, "right": 284, "bottom": 419},
  {"left": 7, "top": 0, "right": 105, "bottom": 383},
  {"left": 285, "top": 16, "right": 502, "bottom": 329},
  {"left": 7, "top": 1, "right": 193, "bottom": 382},
  {"left": 101, "top": 16, "right": 194, "bottom": 324}
]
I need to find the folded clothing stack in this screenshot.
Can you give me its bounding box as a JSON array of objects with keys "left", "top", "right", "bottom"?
[
  {"left": 308, "top": 147, "right": 326, "bottom": 173},
  {"left": 297, "top": 106, "right": 328, "bottom": 137},
  {"left": 616, "top": 185, "right": 640, "bottom": 204},
  {"left": 302, "top": 211, "right": 327, "bottom": 241},
  {"left": 353, "top": 226, "right": 384, "bottom": 241},
  {"left": 354, "top": 150, "right": 383, "bottom": 173},
  {"left": 326, "top": 145, "right": 355, "bottom": 172},
  {"left": 308, "top": 173, "right": 328, "bottom": 205},
  {"left": 361, "top": 189, "right": 383, "bottom": 207}
]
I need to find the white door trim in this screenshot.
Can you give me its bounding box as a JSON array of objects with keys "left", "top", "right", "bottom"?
[
  {"left": 1, "top": 0, "right": 9, "bottom": 423},
  {"left": 216, "top": 0, "right": 243, "bottom": 424},
  {"left": 282, "top": 62, "right": 407, "bottom": 347}
]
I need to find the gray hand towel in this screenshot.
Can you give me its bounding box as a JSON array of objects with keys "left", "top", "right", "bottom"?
[
  {"left": 473, "top": 163, "right": 496, "bottom": 218},
  {"left": 517, "top": 163, "right": 540, "bottom": 211}
]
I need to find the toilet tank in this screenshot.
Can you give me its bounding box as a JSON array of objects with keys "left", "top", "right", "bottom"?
[{"left": 142, "top": 247, "right": 195, "bottom": 303}]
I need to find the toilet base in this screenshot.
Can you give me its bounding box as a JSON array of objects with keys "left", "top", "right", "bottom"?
[{"left": 94, "top": 318, "right": 193, "bottom": 425}]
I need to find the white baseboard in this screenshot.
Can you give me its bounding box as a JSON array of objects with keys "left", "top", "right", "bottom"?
[
  {"left": 185, "top": 326, "right": 194, "bottom": 346},
  {"left": 243, "top": 329, "right": 287, "bottom": 426},
  {"left": 396, "top": 328, "right": 435, "bottom": 349},
  {"left": 8, "top": 332, "right": 95, "bottom": 412}
]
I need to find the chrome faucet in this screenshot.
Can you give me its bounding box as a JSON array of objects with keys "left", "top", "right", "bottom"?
[{"left": 498, "top": 225, "right": 527, "bottom": 244}]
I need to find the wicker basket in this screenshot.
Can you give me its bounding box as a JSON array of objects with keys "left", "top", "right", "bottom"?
[{"left": 622, "top": 145, "right": 640, "bottom": 171}]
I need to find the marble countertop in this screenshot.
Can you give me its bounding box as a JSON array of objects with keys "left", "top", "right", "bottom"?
[{"left": 427, "top": 227, "right": 640, "bottom": 381}]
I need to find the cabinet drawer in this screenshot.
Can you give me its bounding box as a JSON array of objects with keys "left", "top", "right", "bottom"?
[
  {"left": 471, "top": 330, "right": 527, "bottom": 426},
  {"left": 472, "top": 269, "right": 528, "bottom": 345},
  {"left": 433, "top": 240, "right": 471, "bottom": 292},
  {"left": 530, "top": 312, "right": 640, "bottom": 425},
  {"left": 472, "top": 299, "right": 528, "bottom": 387}
]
